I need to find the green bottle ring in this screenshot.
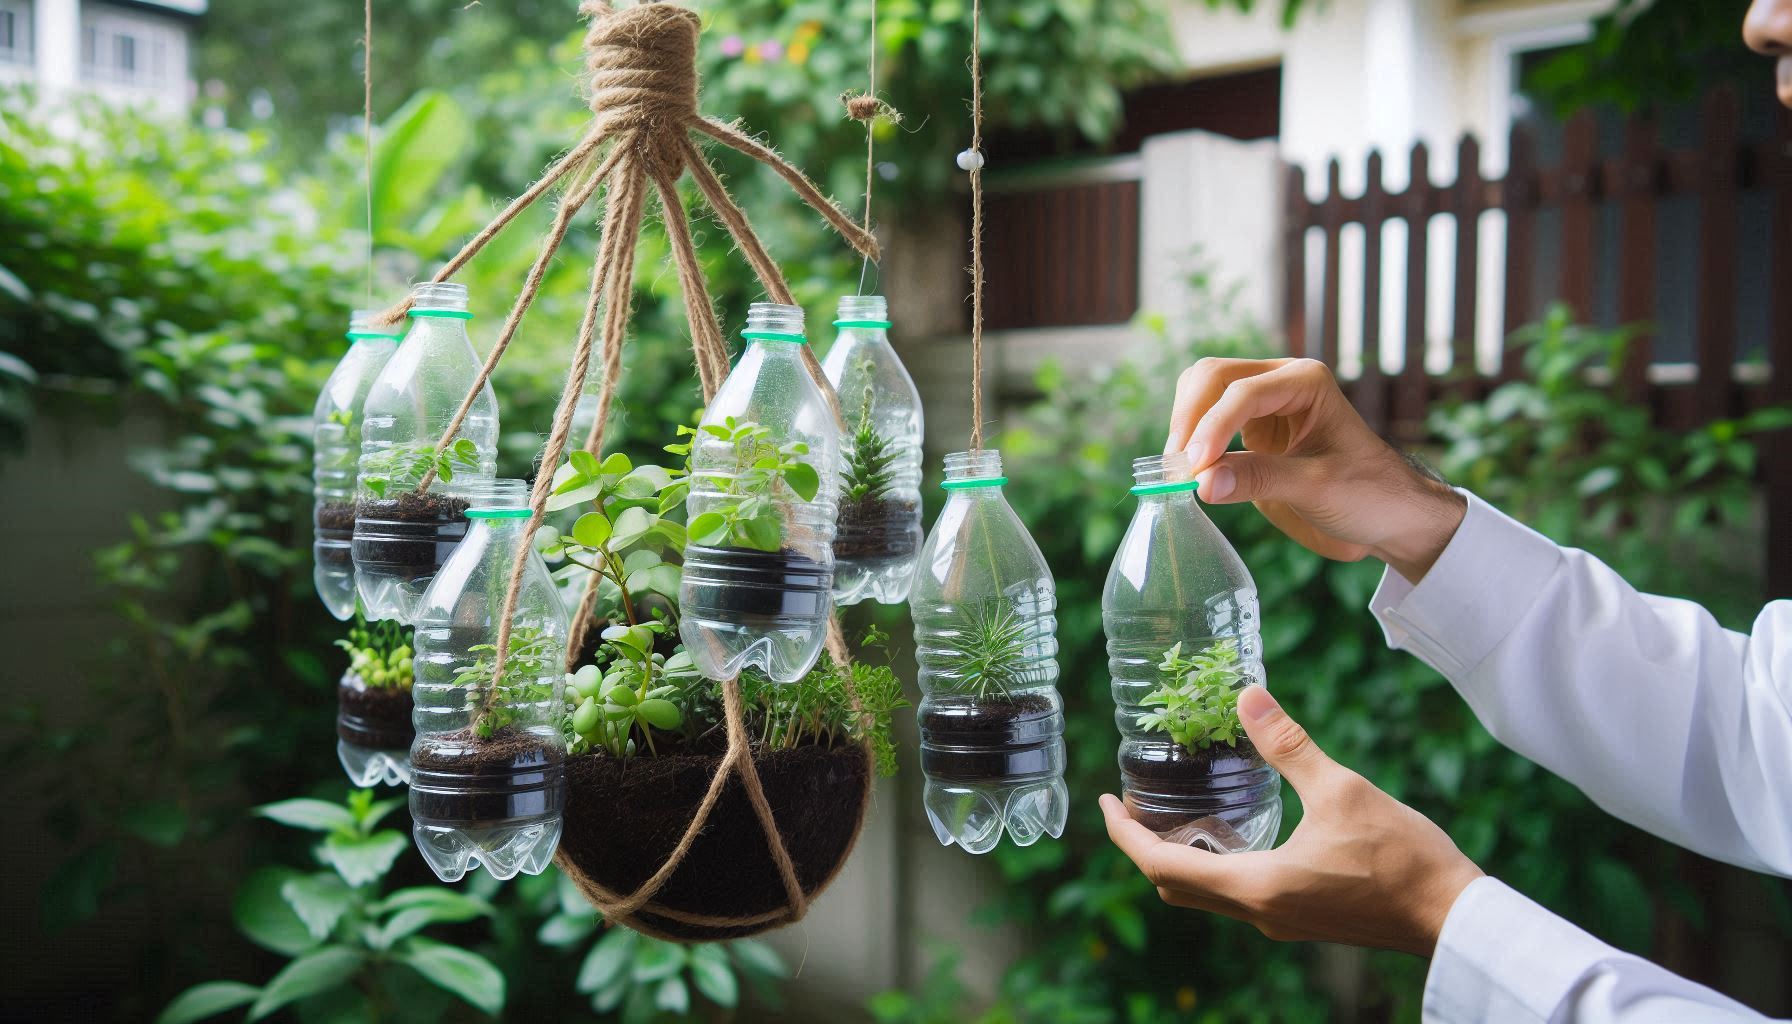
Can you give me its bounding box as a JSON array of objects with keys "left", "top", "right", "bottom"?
[
  {"left": 832, "top": 319, "right": 894, "bottom": 329},
  {"left": 940, "top": 476, "right": 1008, "bottom": 490},
  {"left": 464, "top": 508, "right": 532, "bottom": 519},
  {"left": 408, "top": 308, "right": 475, "bottom": 320},
  {"left": 740, "top": 330, "right": 807, "bottom": 344},
  {"left": 1129, "top": 480, "right": 1201, "bottom": 495}
]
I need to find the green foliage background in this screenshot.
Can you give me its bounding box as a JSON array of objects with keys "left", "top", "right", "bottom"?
[{"left": 4, "top": 0, "right": 1791, "bottom": 1020}]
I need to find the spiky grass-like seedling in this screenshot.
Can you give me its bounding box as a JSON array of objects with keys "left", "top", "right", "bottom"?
[
  {"left": 840, "top": 394, "right": 899, "bottom": 507},
  {"left": 1135, "top": 639, "right": 1246, "bottom": 751},
  {"left": 936, "top": 599, "right": 1034, "bottom": 701}
]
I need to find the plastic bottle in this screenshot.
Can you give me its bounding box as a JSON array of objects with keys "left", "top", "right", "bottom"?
[
  {"left": 312, "top": 309, "right": 401, "bottom": 620},
  {"left": 911, "top": 449, "right": 1067, "bottom": 853},
  {"left": 820, "top": 294, "right": 924, "bottom": 606},
  {"left": 1101, "top": 452, "right": 1280, "bottom": 853},
  {"left": 335, "top": 619, "right": 415, "bottom": 788},
  {"left": 409, "top": 480, "right": 568, "bottom": 882},
  {"left": 679, "top": 302, "right": 840, "bottom": 683},
  {"left": 353, "top": 282, "right": 499, "bottom": 623}
]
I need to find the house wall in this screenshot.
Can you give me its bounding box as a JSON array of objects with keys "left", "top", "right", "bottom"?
[{"left": 8, "top": 0, "right": 200, "bottom": 111}]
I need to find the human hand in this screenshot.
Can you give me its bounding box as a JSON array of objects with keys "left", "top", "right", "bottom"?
[
  {"left": 1100, "top": 686, "right": 1483, "bottom": 957},
  {"left": 1164, "top": 357, "right": 1465, "bottom": 582}
]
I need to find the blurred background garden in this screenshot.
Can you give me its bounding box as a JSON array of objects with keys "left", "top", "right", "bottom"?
[{"left": 4, "top": 0, "right": 1792, "bottom": 1020}]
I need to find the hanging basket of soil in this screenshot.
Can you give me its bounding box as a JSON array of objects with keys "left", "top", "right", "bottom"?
[{"left": 555, "top": 717, "right": 872, "bottom": 942}]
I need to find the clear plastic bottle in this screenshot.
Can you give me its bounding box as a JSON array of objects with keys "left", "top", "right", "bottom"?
[
  {"left": 911, "top": 449, "right": 1067, "bottom": 854},
  {"left": 679, "top": 302, "right": 840, "bottom": 683},
  {"left": 335, "top": 619, "right": 415, "bottom": 788},
  {"left": 409, "top": 480, "right": 568, "bottom": 882},
  {"left": 313, "top": 310, "right": 401, "bottom": 620},
  {"left": 353, "top": 282, "right": 499, "bottom": 623},
  {"left": 1101, "top": 452, "right": 1280, "bottom": 853},
  {"left": 820, "top": 294, "right": 924, "bottom": 606}
]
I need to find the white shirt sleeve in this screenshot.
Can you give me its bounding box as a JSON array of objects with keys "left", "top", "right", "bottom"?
[
  {"left": 1371, "top": 492, "right": 1792, "bottom": 877},
  {"left": 1424, "top": 877, "right": 1775, "bottom": 1023},
  {"left": 1370, "top": 492, "right": 1792, "bottom": 1023}
]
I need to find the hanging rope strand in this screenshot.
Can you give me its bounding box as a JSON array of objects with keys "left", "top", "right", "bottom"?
[
  {"left": 363, "top": 0, "right": 375, "bottom": 305},
  {"left": 967, "top": 0, "right": 987, "bottom": 451}
]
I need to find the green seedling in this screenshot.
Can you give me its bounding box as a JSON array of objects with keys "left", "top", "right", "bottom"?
[
  {"left": 335, "top": 617, "right": 413, "bottom": 690},
  {"left": 1134, "top": 639, "right": 1247, "bottom": 751},
  {"left": 840, "top": 383, "right": 899, "bottom": 507},
  {"left": 360, "top": 438, "right": 480, "bottom": 499},
  {"left": 684, "top": 417, "right": 821, "bottom": 553},
  {"left": 564, "top": 619, "right": 699, "bottom": 758},
  {"left": 453, "top": 625, "right": 560, "bottom": 739},
  {"left": 936, "top": 599, "right": 1035, "bottom": 701}
]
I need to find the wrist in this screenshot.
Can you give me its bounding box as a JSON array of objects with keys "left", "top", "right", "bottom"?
[
  {"left": 1371, "top": 476, "right": 1466, "bottom": 584},
  {"left": 1412, "top": 862, "right": 1485, "bottom": 958}
]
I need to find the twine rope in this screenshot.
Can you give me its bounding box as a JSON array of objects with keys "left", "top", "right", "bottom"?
[
  {"left": 967, "top": 0, "right": 987, "bottom": 450},
  {"left": 400, "top": 0, "right": 873, "bottom": 938},
  {"left": 363, "top": 0, "right": 374, "bottom": 305}
]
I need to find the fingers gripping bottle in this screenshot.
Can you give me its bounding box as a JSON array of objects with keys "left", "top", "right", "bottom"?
[
  {"left": 353, "top": 282, "right": 499, "bottom": 623},
  {"left": 409, "top": 480, "right": 568, "bottom": 882},
  {"left": 912, "top": 450, "right": 1067, "bottom": 854},
  {"left": 679, "top": 303, "right": 841, "bottom": 684},
  {"left": 820, "top": 294, "right": 924, "bottom": 606},
  {"left": 1101, "top": 452, "right": 1281, "bottom": 853},
  {"left": 313, "top": 310, "right": 401, "bottom": 620}
]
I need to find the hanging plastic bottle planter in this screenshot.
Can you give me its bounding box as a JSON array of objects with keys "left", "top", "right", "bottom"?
[
  {"left": 335, "top": 617, "right": 415, "bottom": 787},
  {"left": 1102, "top": 452, "right": 1281, "bottom": 853},
  {"left": 912, "top": 450, "right": 1067, "bottom": 854},
  {"left": 313, "top": 309, "right": 401, "bottom": 620},
  {"left": 679, "top": 302, "right": 841, "bottom": 684},
  {"left": 821, "top": 295, "right": 924, "bottom": 606},
  {"left": 409, "top": 480, "right": 568, "bottom": 882},
  {"left": 352, "top": 282, "right": 498, "bottom": 624}
]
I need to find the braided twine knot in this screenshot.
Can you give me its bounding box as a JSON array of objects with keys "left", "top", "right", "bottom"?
[{"left": 580, "top": 0, "right": 700, "bottom": 154}]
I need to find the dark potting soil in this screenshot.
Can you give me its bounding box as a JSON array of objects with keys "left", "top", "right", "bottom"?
[
  {"left": 681, "top": 545, "right": 832, "bottom": 621},
  {"left": 315, "top": 501, "right": 357, "bottom": 565},
  {"left": 353, "top": 492, "right": 470, "bottom": 577},
  {"left": 410, "top": 727, "right": 565, "bottom": 827},
  {"left": 558, "top": 739, "right": 869, "bottom": 941},
  {"left": 918, "top": 693, "right": 1063, "bottom": 782},
  {"left": 336, "top": 677, "right": 414, "bottom": 750},
  {"left": 834, "top": 497, "right": 920, "bottom": 562},
  {"left": 316, "top": 501, "right": 357, "bottom": 532},
  {"left": 1120, "top": 740, "right": 1278, "bottom": 835}
]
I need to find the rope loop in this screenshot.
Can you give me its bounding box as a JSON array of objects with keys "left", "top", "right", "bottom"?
[{"left": 581, "top": 1, "right": 701, "bottom": 150}]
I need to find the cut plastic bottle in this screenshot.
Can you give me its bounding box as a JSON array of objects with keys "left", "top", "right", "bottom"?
[
  {"left": 336, "top": 621, "right": 415, "bottom": 788},
  {"left": 820, "top": 294, "right": 924, "bottom": 606},
  {"left": 313, "top": 309, "right": 401, "bottom": 620},
  {"left": 679, "top": 302, "right": 840, "bottom": 683},
  {"left": 409, "top": 480, "right": 568, "bottom": 882},
  {"left": 911, "top": 449, "right": 1067, "bottom": 854},
  {"left": 353, "top": 282, "right": 498, "bottom": 624},
  {"left": 1102, "top": 452, "right": 1281, "bottom": 853}
]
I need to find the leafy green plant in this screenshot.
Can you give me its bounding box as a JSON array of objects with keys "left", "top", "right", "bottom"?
[
  {"left": 454, "top": 625, "right": 560, "bottom": 739},
  {"left": 335, "top": 618, "right": 413, "bottom": 690},
  {"left": 1134, "top": 640, "right": 1246, "bottom": 752},
  {"left": 158, "top": 790, "right": 503, "bottom": 1023},
  {"left": 565, "top": 621, "right": 701, "bottom": 758},
  {"left": 539, "top": 448, "right": 688, "bottom": 622},
  {"left": 359, "top": 438, "right": 480, "bottom": 499},
  {"left": 684, "top": 417, "right": 821, "bottom": 552},
  {"left": 936, "top": 599, "right": 1034, "bottom": 700},
  {"left": 841, "top": 386, "right": 899, "bottom": 507},
  {"left": 739, "top": 624, "right": 910, "bottom": 777}
]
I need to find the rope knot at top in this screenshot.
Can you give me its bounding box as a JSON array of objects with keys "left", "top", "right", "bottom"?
[{"left": 580, "top": 1, "right": 701, "bottom": 139}]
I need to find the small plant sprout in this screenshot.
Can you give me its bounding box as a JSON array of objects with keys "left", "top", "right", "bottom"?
[
  {"left": 564, "top": 620, "right": 699, "bottom": 758},
  {"left": 840, "top": 383, "right": 899, "bottom": 507},
  {"left": 453, "top": 625, "right": 561, "bottom": 739},
  {"left": 1134, "top": 639, "right": 1247, "bottom": 751},
  {"left": 360, "top": 438, "right": 481, "bottom": 498},
  {"left": 335, "top": 618, "right": 413, "bottom": 689},
  {"left": 936, "top": 599, "right": 1034, "bottom": 700},
  {"left": 684, "top": 416, "right": 821, "bottom": 552},
  {"left": 538, "top": 447, "right": 687, "bottom": 623},
  {"left": 739, "top": 624, "right": 909, "bottom": 777}
]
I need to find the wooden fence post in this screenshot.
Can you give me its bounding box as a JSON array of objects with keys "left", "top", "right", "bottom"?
[
  {"left": 1696, "top": 86, "right": 1740, "bottom": 424},
  {"left": 1500, "top": 123, "right": 1537, "bottom": 382},
  {"left": 1360, "top": 150, "right": 1389, "bottom": 434},
  {"left": 1616, "top": 114, "right": 1659, "bottom": 402},
  {"left": 1769, "top": 105, "right": 1792, "bottom": 600},
  {"left": 1451, "top": 135, "right": 1483, "bottom": 379},
  {"left": 1397, "top": 142, "right": 1431, "bottom": 437},
  {"left": 1285, "top": 163, "right": 1309, "bottom": 359}
]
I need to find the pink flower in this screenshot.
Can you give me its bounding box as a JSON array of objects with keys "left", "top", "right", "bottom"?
[
  {"left": 756, "top": 39, "right": 784, "bottom": 62},
  {"left": 719, "top": 35, "right": 745, "bottom": 57}
]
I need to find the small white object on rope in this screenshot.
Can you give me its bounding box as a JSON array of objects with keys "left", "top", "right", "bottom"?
[{"left": 956, "top": 148, "right": 984, "bottom": 172}]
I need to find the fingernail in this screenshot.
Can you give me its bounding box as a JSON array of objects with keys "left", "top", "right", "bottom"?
[
  {"left": 1238, "top": 686, "right": 1280, "bottom": 723},
  {"left": 1200, "top": 466, "right": 1234, "bottom": 501},
  {"left": 1183, "top": 440, "right": 1208, "bottom": 471}
]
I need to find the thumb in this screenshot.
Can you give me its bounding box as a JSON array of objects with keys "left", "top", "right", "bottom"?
[
  {"left": 1237, "top": 686, "right": 1333, "bottom": 790},
  {"left": 1196, "top": 452, "right": 1315, "bottom": 506}
]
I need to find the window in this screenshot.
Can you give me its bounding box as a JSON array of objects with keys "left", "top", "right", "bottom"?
[
  {"left": 0, "top": 0, "right": 32, "bottom": 66},
  {"left": 81, "top": 8, "right": 181, "bottom": 88}
]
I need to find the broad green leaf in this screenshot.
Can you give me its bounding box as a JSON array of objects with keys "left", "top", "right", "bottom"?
[
  {"left": 741, "top": 512, "right": 780, "bottom": 552},
  {"left": 373, "top": 891, "right": 490, "bottom": 949},
  {"left": 371, "top": 91, "right": 473, "bottom": 238},
  {"left": 120, "top": 800, "right": 188, "bottom": 848},
  {"left": 399, "top": 938, "right": 505, "bottom": 1015},
  {"left": 576, "top": 927, "right": 639, "bottom": 993},
  {"left": 537, "top": 911, "right": 596, "bottom": 948},
  {"left": 572, "top": 512, "right": 613, "bottom": 549},
  {"left": 637, "top": 698, "right": 681, "bottom": 730},
  {"left": 157, "top": 981, "right": 261, "bottom": 1024},
  {"left": 688, "top": 945, "right": 738, "bottom": 1007},
  {"left": 321, "top": 830, "right": 409, "bottom": 887},
  {"left": 628, "top": 564, "right": 682, "bottom": 599},
  {"left": 570, "top": 451, "right": 602, "bottom": 478},
  {"left": 687, "top": 511, "right": 727, "bottom": 546},
  {"left": 654, "top": 976, "right": 690, "bottom": 1015},
  {"left": 247, "top": 947, "right": 364, "bottom": 1021},
  {"left": 548, "top": 463, "right": 605, "bottom": 512},
  {"left": 631, "top": 939, "right": 686, "bottom": 982},
  {"left": 256, "top": 799, "right": 356, "bottom": 834},
  {"left": 371, "top": 888, "right": 492, "bottom": 918},
  {"left": 600, "top": 452, "right": 633, "bottom": 476},
  {"left": 609, "top": 506, "right": 653, "bottom": 548},
  {"left": 728, "top": 938, "right": 787, "bottom": 978},
  {"left": 280, "top": 872, "right": 354, "bottom": 940},
  {"left": 621, "top": 548, "right": 661, "bottom": 573},
  {"left": 235, "top": 868, "right": 320, "bottom": 956}
]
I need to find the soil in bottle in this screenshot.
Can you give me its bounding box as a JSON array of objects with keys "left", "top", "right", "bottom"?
[
  {"left": 353, "top": 491, "right": 471, "bottom": 579},
  {"left": 410, "top": 727, "right": 565, "bottom": 826},
  {"left": 1119, "top": 738, "right": 1272, "bottom": 834},
  {"left": 681, "top": 545, "right": 832, "bottom": 621},
  {"left": 918, "top": 692, "right": 1061, "bottom": 782},
  {"left": 834, "top": 497, "right": 919, "bottom": 561},
  {"left": 336, "top": 680, "right": 414, "bottom": 751}
]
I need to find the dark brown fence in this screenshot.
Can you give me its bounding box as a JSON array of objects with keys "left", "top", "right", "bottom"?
[
  {"left": 983, "top": 176, "right": 1140, "bottom": 330},
  {"left": 1283, "top": 88, "right": 1792, "bottom": 597}
]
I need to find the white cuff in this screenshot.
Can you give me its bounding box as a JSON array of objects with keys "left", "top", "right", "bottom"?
[
  {"left": 1423, "top": 877, "right": 1615, "bottom": 1024},
  {"left": 1370, "top": 492, "right": 1562, "bottom": 679}
]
